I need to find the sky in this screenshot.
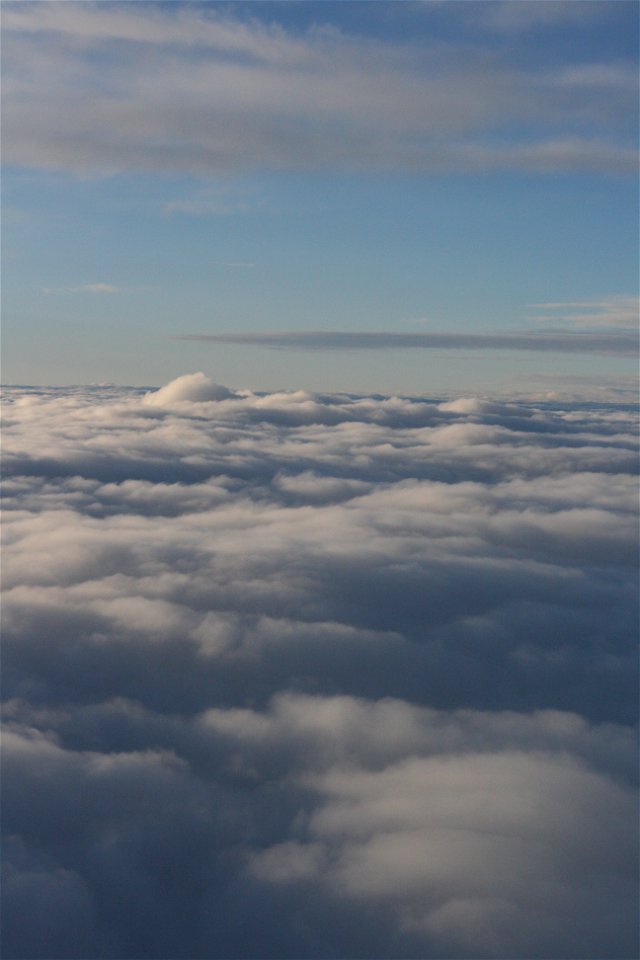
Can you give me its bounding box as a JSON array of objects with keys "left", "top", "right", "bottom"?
[
  {"left": 2, "top": 0, "right": 638, "bottom": 395},
  {"left": 2, "top": 375, "right": 639, "bottom": 958},
  {"left": 1, "top": 7, "right": 639, "bottom": 957}
]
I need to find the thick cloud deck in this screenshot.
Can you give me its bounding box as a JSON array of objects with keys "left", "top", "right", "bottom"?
[{"left": 2, "top": 377, "right": 638, "bottom": 959}]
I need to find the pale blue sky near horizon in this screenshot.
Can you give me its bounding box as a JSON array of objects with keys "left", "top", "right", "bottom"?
[{"left": 2, "top": 0, "right": 638, "bottom": 396}]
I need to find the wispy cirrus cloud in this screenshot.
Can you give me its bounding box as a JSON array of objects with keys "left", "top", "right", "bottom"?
[
  {"left": 528, "top": 295, "right": 639, "bottom": 329},
  {"left": 163, "top": 183, "right": 265, "bottom": 217},
  {"left": 477, "top": 0, "right": 612, "bottom": 34},
  {"left": 2, "top": 3, "right": 637, "bottom": 177},
  {"left": 42, "top": 283, "right": 121, "bottom": 295},
  {"left": 176, "top": 328, "right": 638, "bottom": 356},
  {"left": 211, "top": 262, "right": 255, "bottom": 269}
]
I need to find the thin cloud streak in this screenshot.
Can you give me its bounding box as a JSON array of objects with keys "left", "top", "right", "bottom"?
[
  {"left": 176, "top": 329, "right": 639, "bottom": 356},
  {"left": 528, "top": 295, "right": 639, "bottom": 329},
  {"left": 211, "top": 262, "right": 255, "bottom": 269},
  {"left": 43, "top": 283, "right": 121, "bottom": 295}
]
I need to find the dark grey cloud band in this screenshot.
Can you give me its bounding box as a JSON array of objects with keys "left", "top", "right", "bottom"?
[{"left": 176, "top": 329, "right": 639, "bottom": 355}]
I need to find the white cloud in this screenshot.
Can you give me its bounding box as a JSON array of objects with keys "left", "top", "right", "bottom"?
[
  {"left": 163, "top": 182, "right": 264, "bottom": 218},
  {"left": 142, "top": 371, "right": 235, "bottom": 405},
  {"left": 528, "top": 295, "right": 639, "bottom": 329},
  {"left": 297, "top": 748, "right": 634, "bottom": 957},
  {"left": 479, "top": 0, "right": 614, "bottom": 34},
  {"left": 3, "top": 4, "right": 636, "bottom": 177},
  {"left": 2, "top": 375, "right": 638, "bottom": 957},
  {"left": 43, "top": 283, "right": 121, "bottom": 295},
  {"left": 212, "top": 262, "right": 256, "bottom": 269}
]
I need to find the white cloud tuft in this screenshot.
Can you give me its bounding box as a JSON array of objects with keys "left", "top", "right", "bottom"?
[{"left": 143, "top": 372, "right": 235, "bottom": 405}]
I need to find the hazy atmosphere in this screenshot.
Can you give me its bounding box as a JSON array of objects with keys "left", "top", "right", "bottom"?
[{"left": 2, "top": 2, "right": 638, "bottom": 959}]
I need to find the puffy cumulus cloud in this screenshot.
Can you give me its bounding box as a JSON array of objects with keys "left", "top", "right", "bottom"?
[
  {"left": 247, "top": 697, "right": 636, "bottom": 958},
  {"left": 1, "top": 376, "right": 638, "bottom": 958},
  {"left": 143, "top": 372, "right": 235, "bottom": 406},
  {"left": 3, "top": 696, "right": 637, "bottom": 959}
]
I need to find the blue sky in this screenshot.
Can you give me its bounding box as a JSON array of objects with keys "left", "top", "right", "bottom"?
[{"left": 2, "top": 0, "right": 638, "bottom": 395}]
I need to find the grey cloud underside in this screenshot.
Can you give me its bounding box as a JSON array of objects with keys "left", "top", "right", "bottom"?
[
  {"left": 2, "top": 5, "right": 637, "bottom": 176},
  {"left": 2, "top": 376, "right": 638, "bottom": 959},
  {"left": 177, "top": 329, "right": 639, "bottom": 355}
]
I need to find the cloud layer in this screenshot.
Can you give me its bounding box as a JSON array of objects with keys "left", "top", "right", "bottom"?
[
  {"left": 177, "top": 327, "right": 639, "bottom": 355},
  {"left": 3, "top": 3, "right": 637, "bottom": 176},
  {"left": 2, "top": 375, "right": 638, "bottom": 958},
  {"left": 528, "top": 295, "right": 640, "bottom": 329}
]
